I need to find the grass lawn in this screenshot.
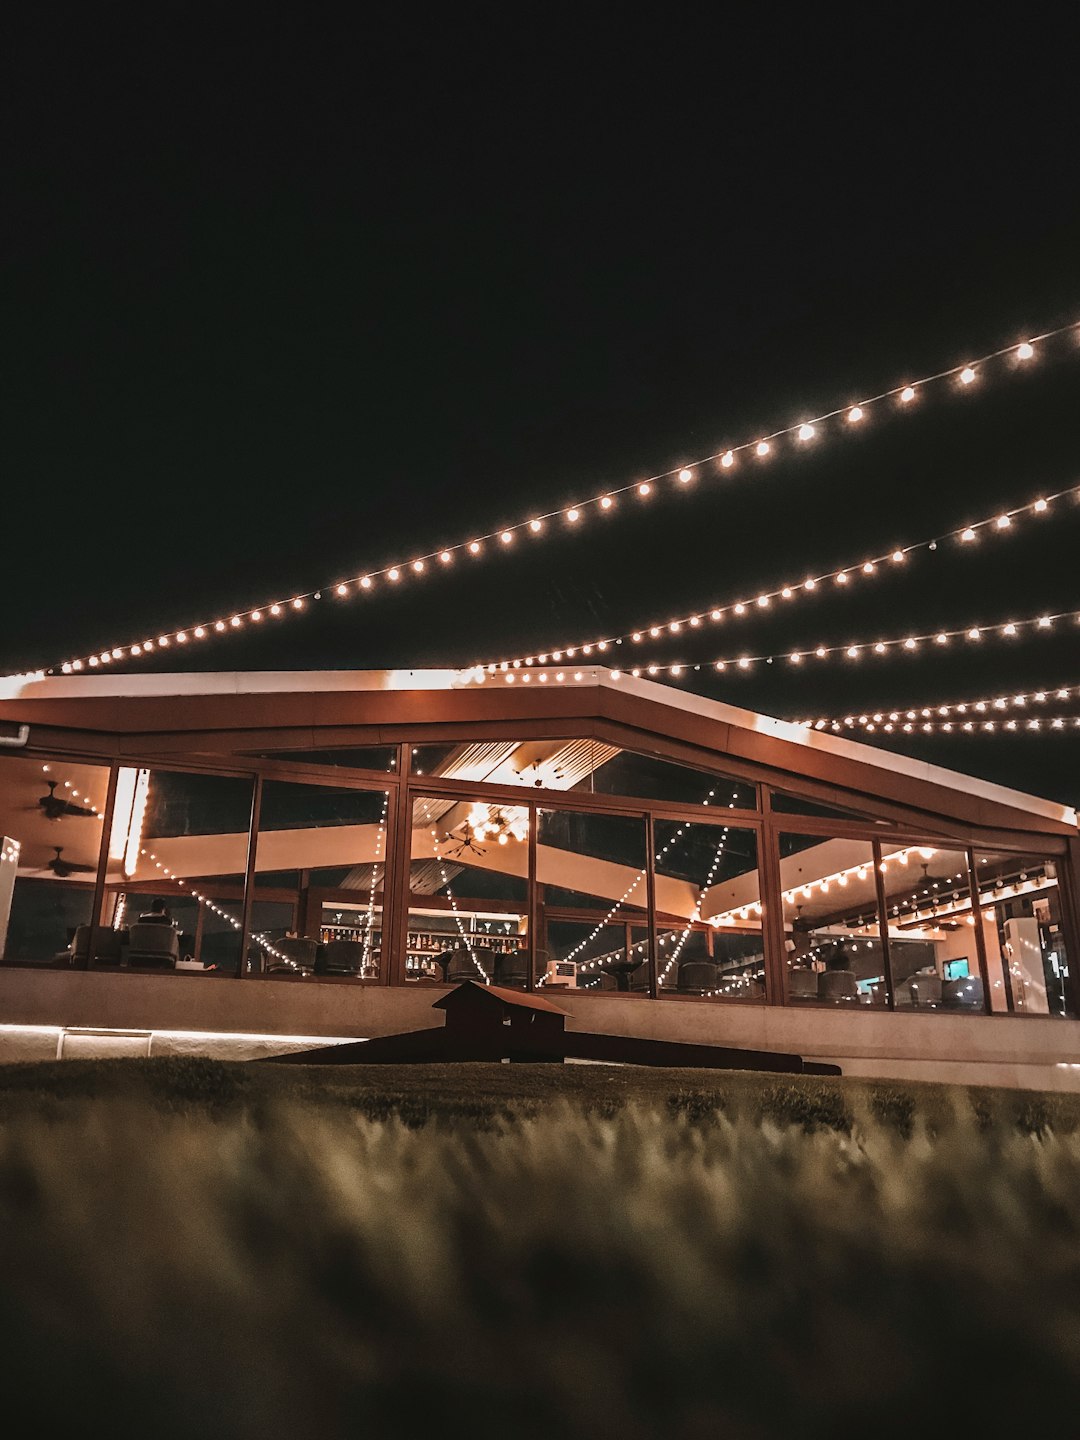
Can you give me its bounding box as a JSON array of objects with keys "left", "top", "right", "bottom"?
[{"left": 1, "top": 1056, "right": 1079, "bottom": 1437}]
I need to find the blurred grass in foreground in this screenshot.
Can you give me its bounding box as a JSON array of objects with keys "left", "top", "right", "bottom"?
[{"left": 0, "top": 1058, "right": 1079, "bottom": 1438}]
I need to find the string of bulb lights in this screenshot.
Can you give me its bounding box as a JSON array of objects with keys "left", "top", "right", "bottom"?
[
  {"left": 33, "top": 318, "right": 1075, "bottom": 681},
  {"left": 554, "top": 602, "right": 1080, "bottom": 680},
  {"left": 795, "top": 683, "right": 1080, "bottom": 731},
  {"left": 432, "top": 830, "right": 491, "bottom": 984},
  {"left": 484, "top": 483, "right": 1072, "bottom": 669},
  {"left": 547, "top": 784, "right": 739, "bottom": 983},
  {"left": 811, "top": 714, "right": 1080, "bottom": 737}
]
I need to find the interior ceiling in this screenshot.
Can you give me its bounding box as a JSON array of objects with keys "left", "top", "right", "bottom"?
[{"left": 0, "top": 754, "right": 109, "bottom": 878}]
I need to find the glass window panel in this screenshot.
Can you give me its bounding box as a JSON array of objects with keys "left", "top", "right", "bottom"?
[
  {"left": 411, "top": 740, "right": 755, "bottom": 808},
  {"left": 408, "top": 794, "right": 528, "bottom": 987},
  {"left": 771, "top": 791, "right": 888, "bottom": 823},
  {"left": 0, "top": 754, "right": 111, "bottom": 967},
  {"left": 253, "top": 779, "right": 390, "bottom": 980},
  {"left": 657, "top": 819, "right": 764, "bottom": 1001},
  {"left": 536, "top": 809, "right": 648, "bottom": 991},
  {"left": 99, "top": 767, "right": 254, "bottom": 975},
  {"left": 248, "top": 746, "right": 397, "bottom": 773},
  {"left": 974, "top": 851, "right": 1073, "bottom": 1018},
  {"left": 878, "top": 845, "right": 979, "bottom": 1012},
  {"left": 779, "top": 835, "right": 885, "bottom": 1006}
]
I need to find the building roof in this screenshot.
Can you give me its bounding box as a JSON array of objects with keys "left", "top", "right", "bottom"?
[
  {"left": 0, "top": 665, "right": 1074, "bottom": 832},
  {"left": 433, "top": 981, "right": 568, "bottom": 1016}
]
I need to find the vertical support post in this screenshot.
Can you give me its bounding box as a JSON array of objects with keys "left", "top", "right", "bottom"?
[
  {"left": 872, "top": 839, "right": 896, "bottom": 1011},
  {"left": 963, "top": 848, "right": 992, "bottom": 1014},
  {"left": 86, "top": 764, "right": 120, "bottom": 971},
  {"left": 526, "top": 801, "right": 538, "bottom": 991},
  {"left": 759, "top": 814, "right": 787, "bottom": 1005},
  {"left": 645, "top": 811, "right": 658, "bottom": 999},
  {"left": 236, "top": 774, "right": 262, "bottom": 980},
  {"left": 386, "top": 742, "right": 412, "bottom": 987}
]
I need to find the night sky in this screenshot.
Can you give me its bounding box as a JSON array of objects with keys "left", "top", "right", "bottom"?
[{"left": 4, "top": 12, "right": 1080, "bottom": 804}]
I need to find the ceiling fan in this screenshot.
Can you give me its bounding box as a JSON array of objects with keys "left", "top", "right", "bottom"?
[
  {"left": 33, "top": 780, "right": 98, "bottom": 821},
  {"left": 30, "top": 846, "right": 97, "bottom": 878}
]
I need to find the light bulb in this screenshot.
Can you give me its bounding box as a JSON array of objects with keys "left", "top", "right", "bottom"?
[
  {"left": 469, "top": 540, "right": 481, "bottom": 554},
  {"left": 1034, "top": 498, "right": 1048, "bottom": 513},
  {"left": 961, "top": 527, "right": 976, "bottom": 542},
  {"left": 600, "top": 496, "right": 613, "bottom": 510},
  {"left": 900, "top": 385, "right": 916, "bottom": 403},
  {"left": 960, "top": 366, "right": 976, "bottom": 384},
  {"left": 798, "top": 423, "right": 815, "bottom": 441},
  {"left": 500, "top": 530, "right": 513, "bottom": 544},
  {"left": 847, "top": 406, "right": 863, "bottom": 422},
  {"left": 678, "top": 468, "right": 693, "bottom": 483},
  {"left": 755, "top": 440, "right": 770, "bottom": 457},
  {"left": 996, "top": 515, "right": 1011, "bottom": 529},
  {"left": 721, "top": 451, "right": 734, "bottom": 468},
  {"left": 388, "top": 568, "right": 400, "bottom": 581},
  {"left": 1017, "top": 342, "right": 1034, "bottom": 360},
  {"left": 638, "top": 482, "right": 652, "bottom": 497}
]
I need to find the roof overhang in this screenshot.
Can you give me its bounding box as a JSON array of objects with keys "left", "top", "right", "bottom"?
[{"left": 1, "top": 666, "right": 1075, "bottom": 835}]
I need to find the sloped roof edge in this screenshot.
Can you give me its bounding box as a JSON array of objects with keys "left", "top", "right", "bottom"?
[{"left": 0, "top": 666, "right": 1074, "bottom": 828}]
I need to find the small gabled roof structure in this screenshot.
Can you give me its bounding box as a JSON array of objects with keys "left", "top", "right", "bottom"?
[{"left": 433, "top": 980, "right": 567, "bottom": 1020}]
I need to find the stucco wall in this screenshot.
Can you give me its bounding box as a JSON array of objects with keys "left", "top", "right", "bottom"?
[{"left": 1, "top": 968, "right": 1079, "bottom": 1089}]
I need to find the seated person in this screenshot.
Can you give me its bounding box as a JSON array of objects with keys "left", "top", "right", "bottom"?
[{"left": 138, "top": 897, "right": 175, "bottom": 926}]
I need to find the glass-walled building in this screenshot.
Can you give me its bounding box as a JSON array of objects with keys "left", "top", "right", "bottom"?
[{"left": 1, "top": 668, "right": 1078, "bottom": 1084}]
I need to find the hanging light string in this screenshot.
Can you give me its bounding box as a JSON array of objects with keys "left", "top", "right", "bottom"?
[
  {"left": 555, "top": 785, "right": 738, "bottom": 983},
  {"left": 484, "top": 481, "right": 1072, "bottom": 670},
  {"left": 820, "top": 713, "right": 1080, "bottom": 738},
  {"left": 361, "top": 792, "right": 390, "bottom": 971},
  {"left": 135, "top": 849, "right": 293, "bottom": 967},
  {"left": 567, "top": 601, "right": 1080, "bottom": 681},
  {"left": 797, "top": 683, "right": 1080, "bottom": 733},
  {"left": 432, "top": 830, "right": 491, "bottom": 984},
  {"left": 43, "top": 322, "right": 1075, "bottom": 679}
]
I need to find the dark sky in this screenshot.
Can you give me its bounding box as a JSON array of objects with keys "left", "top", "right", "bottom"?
[{"left": 4, "top": 10, "right": 1080, "bottom": 804}]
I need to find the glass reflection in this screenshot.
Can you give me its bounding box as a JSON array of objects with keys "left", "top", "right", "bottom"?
[
  {"left": 975, "top": 851, "right": 1073, "bottom": 1017},
  {"left": 407, "top": 794, "right": 528, "bottom": 987},
  {"left": 656, "top": 818, "right": 764, "bottom": 1000},
  {"left": 536, "top": 809, "right": 648, "bottom": 991},
  {"left": 879, "top": 846, "right": 980, "bottom": 1012},
  {"left": 779, "top": 835, "right": 885, "bottom": 1006}
]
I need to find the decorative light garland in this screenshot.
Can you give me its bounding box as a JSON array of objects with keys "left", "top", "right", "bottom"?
[
  {"left": 41, "top": 319, "right": 1076, "bottom": 678},
  {"left": 432, "top": 830, "right": 491, "bottom": 984},
  {"left": 487, "top": 482, "right": 1072, "bottom": 669},
  {"left": 557, "top": 785, "right": 739, "bottom": 983},
  {"left": 38, "top": 763, "right": 106, "bottom": 820},
  {"left": 590, "top": 603, "right": 1080, "bottom": 679},
  {"left": 796, "top": 684, "right": 1080, "bottom": 732},
  {"left": 814, "top": 714, "right": 1080, "bottom": 737}
]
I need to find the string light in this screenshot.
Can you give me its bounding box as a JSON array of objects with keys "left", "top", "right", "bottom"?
[
  {"left": 797, "top": 683, "right": 1080, "bottom": 732},
  {"left": 607, "top": 601, "right": 1080, "bottom": 680},
  {"left": 811, "top": 713, "right": 1080, "bottom": 738},
  {"left": 433, "top": 830, "right": 490, "bottom": 984},
  {"left": 488, "top": 481, "right": 1071, "bottom": 669},
  {"left": 41, "top": 319, "right": 1077, "bottom": 678},
  {"left": 548, "top": 785, "right": 736, "bottom": 983}
]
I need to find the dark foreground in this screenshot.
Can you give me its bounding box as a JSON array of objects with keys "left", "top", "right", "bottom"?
[{"left": 0, "top": 1057, "right": 1078, "bottom": 1439}]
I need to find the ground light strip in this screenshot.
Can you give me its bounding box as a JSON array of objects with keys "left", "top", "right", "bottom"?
[
  {"left": 34, "top": 317, "right": 1075, "bottom": 679},
  {"left": 484, "top": 482, "right": 1072, "bottom": 669}
]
